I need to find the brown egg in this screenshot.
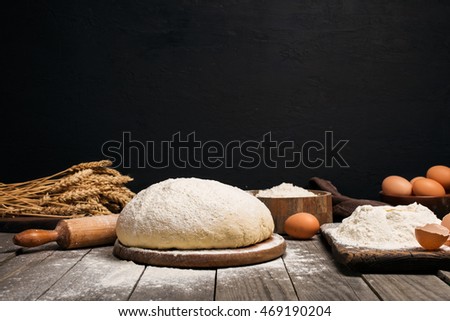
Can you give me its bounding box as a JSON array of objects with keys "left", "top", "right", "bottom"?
[
  {"left": 442, "top": 213, "right": 450, "bottom": 246},
  {"left": 381, "top": 175, "right": 412, "bottom": 196},
  {"left": 284, "top": 212, "right": 320, "bottom": 239},
  {"left": 427, "top": 165, "right": 450, "bottom": 191},
  {"left": 412, "top": 178, "right": 446, "bottom": 196},
  {"left": 415, "top": 223, "right": 449, "bottom": 250},
  {"left": 410, "top": 176, "right": 425, "bottom": 185}
]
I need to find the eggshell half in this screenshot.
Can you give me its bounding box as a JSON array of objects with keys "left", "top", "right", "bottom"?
[
  {"left": 415, "top": 223, "right": 449, "bottom": 250},
  {"left": 442, "top": 213, "right": 450, "bottom": 246},
  {"left": 442, "top": 213, "right": 450, "bottom": 230}
]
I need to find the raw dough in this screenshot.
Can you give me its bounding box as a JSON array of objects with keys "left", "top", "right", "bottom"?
[{"left": 116, "top": 178, "right": 274, "bottom": 250}]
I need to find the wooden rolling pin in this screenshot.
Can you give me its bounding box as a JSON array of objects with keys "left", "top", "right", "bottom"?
[{"left": 13, "top": 215, "right": 118, "bottom": 249}]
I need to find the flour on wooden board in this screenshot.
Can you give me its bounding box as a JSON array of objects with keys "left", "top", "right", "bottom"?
[{"left": 330, "top": 203, "right": 444, "bottom": 250}]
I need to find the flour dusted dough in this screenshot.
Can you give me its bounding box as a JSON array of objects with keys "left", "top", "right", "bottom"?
[{"left": 116, "top": 178, "right": 274, "bottom": 250}]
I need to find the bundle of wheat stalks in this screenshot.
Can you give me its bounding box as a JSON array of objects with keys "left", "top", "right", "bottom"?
[{"left": 0, "top": 160, "right": 135, "bottom": 218}]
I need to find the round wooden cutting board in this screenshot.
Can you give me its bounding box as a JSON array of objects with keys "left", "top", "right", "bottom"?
[{"left": 113, "top": 234, "right": 286, "bottom": 268}]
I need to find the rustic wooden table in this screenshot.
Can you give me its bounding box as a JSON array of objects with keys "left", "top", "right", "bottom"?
[{"left": 1, "top": 232, "right": 449, "bottom": 301}]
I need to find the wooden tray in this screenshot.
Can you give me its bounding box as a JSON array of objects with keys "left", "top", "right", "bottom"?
[
  {"left": 321, "top": 223, "right": 450, "bottom": 273},
  {"left": 0, "top": 217, "right": 61, "bottom": 233},
  {"left": 113, "top": 234, "right": 286, "bottom": 268}
]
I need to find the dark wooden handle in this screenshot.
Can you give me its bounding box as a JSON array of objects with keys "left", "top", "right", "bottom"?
[{"left": 13, "top": 229, "right": 59, "bottom": 247}]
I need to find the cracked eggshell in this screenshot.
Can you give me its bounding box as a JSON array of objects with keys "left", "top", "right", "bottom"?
[
  {"left": 415, "top": 223, "right": 449, "bottom": 250},
  {"left": 441, "top": 213, "right": 450, "bottom": 245}
]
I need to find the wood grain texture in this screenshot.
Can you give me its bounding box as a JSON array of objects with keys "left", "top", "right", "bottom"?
[
  {"left": 0, "top": 253, "right": 15, "bottom": 264},
  {"left": 1, "top": 232, "right": 448, "bottom": 301},
  {"left": 39, "top": 247, "right": 144, "bottom": 301},
  {"left": 130, "top": 266, "right": 215, "bottom": 301},
  {"left": 0, "top": 233, "right": 19, "bottom": 253},
  {"left": 437, "top": 270, "right": 450, "bottom": 285},
  {"left": 0, "top": 233, "right": 18, "bottom": 264},
  {"left": 0, "top": 249, "right": 55, "bottom": 300},
  {"left": 215, "top": 257, "right": 297, "bottom": 301},
  {"left": 113, "top": 234, "right": 286, "bottom": 268},
  {"left": 0, "top": 249, "right": 89, "bottom": 300},
  {"left": 362, "top": 274, "right": 450, "bottom": 301},
  {"left": 256, "top": 191, "right": 332, "bottom": 234},
  {"left": 283, "top": 237, "right": 379, "bottom": 301},
  {"left": 321, "top": 223, "right": 450, "bottom": 273},
  {"left": 57, "top": 215, "right": 118, "bottom": 249}
]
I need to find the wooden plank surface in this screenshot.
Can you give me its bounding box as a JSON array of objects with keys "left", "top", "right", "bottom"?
[
  {"left": 0, "top": 233, "right": 18, "bottom": 253},
  {"left": 0, "top": 253, "right": 15, "bottom": 264},
  {"left": 438, "top": 270, "right": 450, "bottom": 285},
  {"left": 0, "top": 249, "right": 89, "bottom": 300},
  {"left": 215, "top": 257, "right": 298, "bottom": 301},
  {"left": 130, "top": 266, "right": 215, "bottom": 301},
  {"left": 283, "top": 237, "right": 379, "bottom": 301},
  {"left": 363, "top": 274, "right": 450, "bottom": 300},
  {"left": 1, "top": 232, "right": 449, "bottom": 301},
  {"left": 39, "top": 247, "right": 144, "bottom": 301},
  {"left": 0, "top": 249, "right": 55, "bottom": 300},
  {"left": 0, "top": 233, "right": 17, "bottom": 264}
]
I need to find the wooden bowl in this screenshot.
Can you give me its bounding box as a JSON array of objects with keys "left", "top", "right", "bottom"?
[
  {"left": 250, "top": 190, "right": 332, "bottom": 234},
  {"left": 380, "top": 192, "right": 450, "bottom": 219}
]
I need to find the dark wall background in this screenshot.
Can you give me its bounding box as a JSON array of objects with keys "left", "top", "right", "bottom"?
[{"left": 1, "top": 0, "right": 450, "bottom": 199}]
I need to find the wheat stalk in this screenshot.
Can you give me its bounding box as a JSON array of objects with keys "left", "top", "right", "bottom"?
[
  {"left": 0, "top": 160, "right": 135, "bottom": 218},
  {"left": 84, "top": 174, "right": 133, "bottom": 186},
  {"left": 93, "top": 167, "right": 122, "bottom": 176},
  {"left": 68, "top": 160, "right": 112, "bottom": 172},
  {"left": 57, "top": 187, "right": 102, "bottom": 203},
  {"left": 48, "top": 169, "right": 94, "bottom": 193}
]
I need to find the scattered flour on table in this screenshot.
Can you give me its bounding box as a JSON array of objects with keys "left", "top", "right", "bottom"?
[
  {"left": 283, "top": 247, "right": 327, "bottom": 276},
  {"left": 256, "top": 183, "right": 316, "bottom": 197},
  {"left": 330, "top": 203, "right": 442, "bottom": 250},
  {"left": 140, "top": 266, "right": 213, "bottom": 297}
]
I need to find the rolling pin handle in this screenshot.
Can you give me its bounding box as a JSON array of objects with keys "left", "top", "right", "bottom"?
[{"left": 13, "top": 229, "right": 59, "bottom": 247}]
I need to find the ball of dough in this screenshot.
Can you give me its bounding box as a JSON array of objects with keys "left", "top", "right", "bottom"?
[{"left": 116, "top": 178, "right": 274, "bottom": 250}]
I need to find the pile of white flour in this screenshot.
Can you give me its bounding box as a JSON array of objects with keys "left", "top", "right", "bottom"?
[
  {"left": 330, "top": 203, "right": 441, "bottom": 250},
  {"left": 256, "top": 183, "right": 316, "bottom": 198}
]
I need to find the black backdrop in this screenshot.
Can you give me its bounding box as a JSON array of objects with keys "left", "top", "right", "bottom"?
[{"left": 2, "top": 0, "right": 450, "bottom": 199}]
